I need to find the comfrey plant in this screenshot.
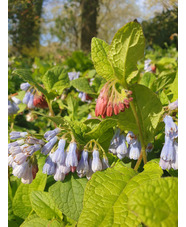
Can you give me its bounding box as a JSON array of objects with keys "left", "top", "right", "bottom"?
[{"left": 8, "top": 22, "right": 178, "bottom": 226}]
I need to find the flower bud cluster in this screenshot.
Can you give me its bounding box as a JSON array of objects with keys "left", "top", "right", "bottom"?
[
  {"left": 21, "top": 83, "right": 48, "bottom": 109},
  {"left": 159, "top": 115, "right": 178, "bottom": 170},
  {"left": 95, "top": 82, "right": 133, "bottom": 118},
  {"left": 8, "top": 97, "right": 21, "bottom": 115},
  {"left": 8, "top": 133, "right": 44, "bottom": 184}
]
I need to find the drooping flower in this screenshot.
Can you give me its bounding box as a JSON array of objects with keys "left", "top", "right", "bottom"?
[
  {"left": 91, "top": 150, "right": 102, "bottom": 172},
  {"left": 27, "top": 93, "right": 35, "bottom": 109},
  {"left": 76, "top": 150, "right": 89, "bottom": 178},
  {"left": 8, "top": 100, "right": 19, "bottom": 115},
  {"left": 12, "top": 161, "right": 29, "bottom": 178},
  {"left": 41, "top": 136, "right": 58, "bottom": 155},
  {"left": 10, "top": 131, "right": 28, "bottom": 140},
  {"left": 116, "top": 134, "right": 128, "bottom": 158},
  {"left": 163, "top": 115, "right": 178, "bottom": 140},
  {"left": 25, "top": 137, "right": 45, "bottom": 146},
  {"left": 8, "top": 139, "right": 24, "bottom": 152},
  {"left": 20, "top": 82, "right": 30, "bottom": 91},
  {"left": 86, "top": 159, "right": 93, "bottom": 180},
  {"left": 126, "top": 131, "right": 136, "bottom": 145},
  {"left": 54, "top": 164, "right": 66, "bottom": 181},
  {"left": 43, "top": 155, "right": 56, "bottom": 175},
  {"left": 44, "top": 128, "right": 61, "bottom": 141},
  {"left": 23, "top": 91, "right": 31, "bottom": 105},
  {"left": 128, "top": 140, "right": 141, "bottom": 160},
  {"left": 13, "top": 152, "right": 28, "bottom": 165},
  {"left": 168, "top": 100, "right": 178, "bottom": 111},
  {"left": 109, "top": 129, "right": 121, "bottom": 154},
  {"left": 51, "top": 139, "right": 66, "bottom": 164},
  {"left": 160, "top": 135, "right": 175, "bottom": 162},
  {"left": 102, "top": 156, "right": 110, "bottom": 170},
  {"left": 65, "top": 142, "right": 78, "bottom": 168}
]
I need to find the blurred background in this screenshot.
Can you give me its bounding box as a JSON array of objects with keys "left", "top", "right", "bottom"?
[{"left": 8, "top": 0, "right": 178, "bottom": 56}]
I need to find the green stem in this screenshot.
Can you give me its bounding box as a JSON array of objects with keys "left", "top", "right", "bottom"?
[
  {"left": 46, "top": 98, "right": 57, "bottom": 127},
  {"left": 129, "top": 101, "right": 147, "bottom": 165},
  {"left": 134, "top": 151, "right": 143, "bottom": 170}
]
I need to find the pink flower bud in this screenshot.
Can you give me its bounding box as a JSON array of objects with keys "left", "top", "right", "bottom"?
[
  {"left": 114, "top": 104, "right": 119, "bottom": 115},
  {"left": 106, "top": 103, "right": 113, "bottom": 117},
  {"left": 118, "top": 102, "right": 125, "bottom": 112}
]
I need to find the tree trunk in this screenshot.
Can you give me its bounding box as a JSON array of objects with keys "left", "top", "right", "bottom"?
[{"left": 80, "top": 0, "right": 99, "bottom": 52}]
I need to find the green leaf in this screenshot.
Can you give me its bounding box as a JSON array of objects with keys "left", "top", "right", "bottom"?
[
  {"left": 78, "top": 161, "right": 164, "bottom": 227},
  {"left": 91, "top": 37, "right": 115, "bottom": 81},
  {"left": 12, "top": 172, "right": 47, "bottom": 219},
  {"left": 21, "top": 217, "right": 50, "bottom": 227},
  {"left": 108, "top": 22, "right": 145, "bottom": 85},
  {"left": 85, "top": 118, "right": 117, "bottom": 140},
  {"left": 118, "top": 84, "right": 162, "bottom": 143},
  {"left": 112, "top": 161, "right": 163, "bottom": 226},
  {"left": 128, "top": 177, "right": 178, "bottom": 227},
  {"left": 152, "top": 71, "right": 176, "bottom": 92},
  {"left": 49, "top": 173, "right": 88, "bottom": 221},
  {"left": 139, "top": 72, "right": 156, "bottom": 89},
  {"left": 42, "top": 66, "right": 69, "bottom": 94},
  {"left": 30, "top": 191, "right": 62, "bottom": 220},
  {"left": 70, "top": 78, "right": 95, "bottom": 94},
  {"left": 78, "top": 162, "right": 137, "bottom": 227},
  {"left": 13, "top": 69, "right": 49, "bottom": 99},
  {"left": 8, "top": 180, "right": 15, "bottom": 221},
  {"left": 169, "top": 71, "right": 178, "bottom": 102},
  {"left": 33, "top": 112, "right": 67, "bottom": 128}
]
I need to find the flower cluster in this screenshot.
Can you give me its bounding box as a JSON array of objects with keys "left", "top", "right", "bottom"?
[
  {"left": 95, "top": 82, "right": 133, "bottom": 118},
  {"left": 159, "top": 115, "right": 178, "bottom": 170},
  {"left": 41, "top": 128, "right": 110, "bottom": 181},
  {"left": 21, "top": 83, "right": 48, "bottom": 109},
  {"left": 8, "top": 133, "right": 45, "bottom": 184},
  {"left": 8, "top": 97, "right": 21, "bottom": 115},
  {"left": 109, "top": 129, "right": 153, "bottom": 160}
]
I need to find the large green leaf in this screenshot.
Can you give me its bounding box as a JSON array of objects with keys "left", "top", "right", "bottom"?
[
  {"left": 77, "top": 162, "right": 137, "bottom": 227},
  {"left": 30, "top": 191, "right": 62, "bottom": 220},
  {"left": 49, "top": 173, "right": 88, "bottom": 221},
  {"left": 70, "top": 78, "right": 95, "bottom": 94},
  {"left": 42, "top": 66, "right": 70, "bottom": 94},
  {"left": 107, "top": 22, "right": 145, "bottom": 85},
  {"left": 118, "top": 84, "right": 162, "bottom": 143},
  {"left": 12, "top": 172, "right": 47, "bottom": 219},
  {"left": 78, "top": 161, "right": 165, "bottom": 227},
  {"left": 91, "top": 37, "right": 115, "bottom": 81},
  {"left": 112, "top": 161, "right": 163, "bottom": 226},
  {"left": 128, "top": 177, "right": 178, "bottom": 227}
]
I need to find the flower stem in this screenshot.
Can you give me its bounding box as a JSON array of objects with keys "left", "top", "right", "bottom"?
[
  {"left": 134, "top": 152, "right": 143, "bottom": 170},
  {"left": 129, "top": 101, "right": 147, "bottom": 165}
]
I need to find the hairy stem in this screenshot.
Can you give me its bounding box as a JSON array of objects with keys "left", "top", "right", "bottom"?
[
  {"left": 134, "top": 152, "right": 143, "bottom": 170},
  {"left": 46, "top": 98, "right": 57, "bottom": 127},
  {"left": 129, "top": 101, "right": 147, "bottom": 165}
]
